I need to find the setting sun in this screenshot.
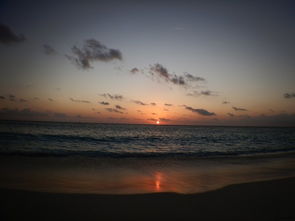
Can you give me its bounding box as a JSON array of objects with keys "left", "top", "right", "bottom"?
[{"left": 156, "top": 120, "right": 160, "bottom": 125}]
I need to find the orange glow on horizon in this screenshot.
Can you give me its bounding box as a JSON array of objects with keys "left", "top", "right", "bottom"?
[{"left": 156, "top": 120, "right": 160, "bottom": 124}]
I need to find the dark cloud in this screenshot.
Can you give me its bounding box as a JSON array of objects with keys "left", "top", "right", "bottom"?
[
  {"left": 223, "top": 101, "right": 230, "bottom": 104},
  {"left": 284, "top": 92, "right": 295, "bottom": 99},
  {"left": 115, "top": 105, "right": 126, "bottom": 110},
  {"left": 147, "top": 118, "right": 157, "bottom": 121},
  {"left": 187, "top": 90, "right": 217, "bottom": 97},
  {"left": 54, "top": 112, "right": 67, "bottom": 118},
  {"left": 133, "top": 100, "right": 147, "bottom": 106},
  {"left": 232, "top": 106, "right": 248, "bottom": 111},
  {"left": 150, "top": 102, "right": 156, "bottom": 106},
  {"left": 185, "top": 105, "right": 216, "bottom": 116},
  {"left": 130, "top": 67, "right": 139, "bottom": 74},
  {"left": 19, "top": 98, "right": 28, "bottom": 102},
  {"left": 0, "top": 96, "right": 5, "bottom": 100},
  {"left": 43, "top": 44, "right": 57, "bottom": 55},
  {"left": 66, "top": 39, "right": 122, "bottom": 69},
  {"left": 131, "top": 63, "right": 206, "bottom": 89},
  {"left": 48, "top": 98, "right": 54, "bottom": 102},
  {"left": 0, "top": 24, "right": 25, "bottom": 44},
  {"left": 159, "top": 118, "right": 171, "bottom": 122},
  {"left": 8, "top": 94, "right": 16, "bottom": 102},
  {"left": 99, "top": 101, "right": 109, "bottom": 105},
  {"left": 70, "top": 98, "right": 90, "bottom": 103},
  {"left": 184, "top": 73, "right": 205, "bottom": 82},
  {"left": 152, "top": 113, "right": 157, "bottom": 115},
  {"left": 0, "top": 108, "right": 48, "bottom": 119},
  {"left": 227, "top": 113, "right": 235, "bottom": 117},
  {"left": 105, "top": 108, "right": 123, "bottom": 114},
  {"left": 101, "top": 93, "right": 123, "bottom": 100},
  {"left": 164, "top": 103, "right": 173, "bottom": 106}
]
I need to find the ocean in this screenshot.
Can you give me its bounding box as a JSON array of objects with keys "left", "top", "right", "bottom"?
[
  {"left": 1, "top": 121, "right": 295, "bottom": 157},
  {"left": 0, "top": 120, "right": 295, "bottom": 194}
]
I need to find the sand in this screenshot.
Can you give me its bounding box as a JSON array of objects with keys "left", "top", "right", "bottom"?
[{"left": 1, "top": 177, "right": 295, "bottom": 221}]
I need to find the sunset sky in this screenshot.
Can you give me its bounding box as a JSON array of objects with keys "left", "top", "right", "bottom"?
[{"left": 0, "top": 0, "right": 294, "bottom": 126}]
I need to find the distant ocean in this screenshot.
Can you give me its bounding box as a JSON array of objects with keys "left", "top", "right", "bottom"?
[{"left": 0, "top": 121, "right": 294, "bottom": 158}]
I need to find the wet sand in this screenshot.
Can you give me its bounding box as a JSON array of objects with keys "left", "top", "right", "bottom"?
[{"left": 1, "top": 177, "right": 295, "bottom": 221}]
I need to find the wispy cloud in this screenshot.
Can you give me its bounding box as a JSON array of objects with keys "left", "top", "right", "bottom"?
[
  {"left": 0, "top": 24, "right": 25, "bottom": 44},
  {"left": 115, "top": 105, "right": 126, "bottom": 110},
  {"left": 99, "top": 101, "right": 109, "bottom": 105},
  {"left": 43, "top": 44, "right": 57, "bottom": 55},
  {"left": 222, "top": 101, "right": 230, "bottom": 104},
  {"left": 184, "top": 105, "right": 216, "bottom": 116},
  {"left": 105, "top": 108, "right": 123, "bottom": 114},
  {"left": 159, "top": 118, "right": 172, "bottom": 122},
  {"left": 130, "top": 67, "right": 139, "bottom": 74},
  {"left": 232, "top": 106, "right": 248, "bottom": 111},
  {"left": 48, "top": 98, "right": 54, "bottom": 102},
  {"left": 150, "top": 102, "right": 156, "bottom": 106},
  {"left": 101, "top": 93, "right": 124, "bottom": 100},
  {"left": 0, "top": 96, "right": 5, "bottom": 100},
  {"left": 284, "top": 92, "right": 295, "bottom": 99},
  {"left": 130, "top": 63, "right": 205, "bottom": 89},
  {"left": 133, "top": 100, "right": 147, "bottom": 106},
  {"left": 70, "top": 98, "right": 90, "bottom": 103},
  {"left": 0, "top": 108, "right": 48, "bottom": 119},
  {"left": 227, "top": 113, "right": 235, "bottom": 117},
  {"left": 164, "top": 103, "right": 173, "bottom": 106},
  {"left": 187, "top": 90, "right": 217, "bottom": 97},
  {"left": 66, "top": 39, "right": 122, "bottom": 69}
]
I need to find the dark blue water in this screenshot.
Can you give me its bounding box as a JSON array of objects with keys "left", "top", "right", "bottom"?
[{"left": 0, "top": 121, "right": 294, "bottom": 158}]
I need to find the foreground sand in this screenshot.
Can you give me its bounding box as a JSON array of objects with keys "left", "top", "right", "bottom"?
[{"left": 1, "top": 177, "right": 295, "bottom": 221}]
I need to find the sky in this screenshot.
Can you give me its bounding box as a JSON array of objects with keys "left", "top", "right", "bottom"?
[{"left": 0, "top": 0, "right": 295, "bottom": 126}]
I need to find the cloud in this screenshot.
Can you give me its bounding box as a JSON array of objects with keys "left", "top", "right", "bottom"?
[
  {"left": 0, "top": 24, "right": 25, "bottom": 44},
  {"left": 70, "top": 98, "right": 90, "bottom": 103},
  {"left": 8, "top": 94, "right": 16, "bottom": 101},
  {"left": 184, "top": 73, "right": 205, "bottom": 82},
  {"left": 232, "top": 106, "right": 248, "bottom": 111},
  {"left": 0, "top": 96, "right": 5, "bottom": 100},
  {"left": 48, "top": 98, "right": 54, "bottom": 102},
  {"left": 66, "top": 39, "right": 122, "bottom": 69},
  {"left": 284, "top": 92, "right": 295, "bottom": 99},
  {"left": 133, "top": 100, "right": 147, "bottom": 106},
  {"left": 99, "top": 101, "right": 109, "bottom": 105},
  {"left": 43, "top": 44, "right": 57, "bottom": 55},
  {"left": 227, "top": 113, "right": 235, "bottom": 117},
  {"left": 130, "top": 63, "right": 206, "bottom": 89},
  {"left": 147, "top": 118, "right": 157, "bottom": 121},
  {"left": 150, "top": 102, "right": 157, "bottom": 106},
  {"left": 163, "top": 108, "right": 169, "bottom": 111},
  {"left": 159, "top": 118, "right": 172, "bottom": 122},
  {"left": 164, "top": 103, "right": 173, "bottom": 106},
  {"left": 19, "top": 98, "right": 28, "bottom": 102},
  {"left": 101, "top": 93, "right": 123, "bottom": 100},
  {"left": 53, "top": 112, "right": 67, "bottom": 118},
  {"left": 0, "top": 108, "right": 48, "bottom": 119},
  {"left": 105, "top": 108, "right": 123, "bottom": 114},
  {"left": 184, "top": 105, "right": 216, "bottom": 116},
  {"left": 152, "top": 113, "right": 157, "bottom": 115},
  {"left": 187, "top": 90, "right": 217, "bottom": 97},
  {"left": 115, "top": 105, "right": 126, "bottom": 110},
  {"left": 130, "top": 68, "right": 139, "bottom": 74},
  {"left": 222, "top": 101, "right": 230, "bottom": 104}
]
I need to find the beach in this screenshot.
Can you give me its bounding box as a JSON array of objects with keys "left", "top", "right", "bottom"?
[{"left": 1, "top": 177, "right": 295, "bottom": 221}]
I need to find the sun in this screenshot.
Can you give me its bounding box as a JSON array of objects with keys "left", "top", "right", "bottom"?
[{"left": 156, "top": 120, "right": 160, "bottom": 125}]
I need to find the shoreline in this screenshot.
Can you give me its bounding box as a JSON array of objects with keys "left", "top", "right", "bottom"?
[{"left": 1, "top": 177, "right": 295, "bottom": 221}]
